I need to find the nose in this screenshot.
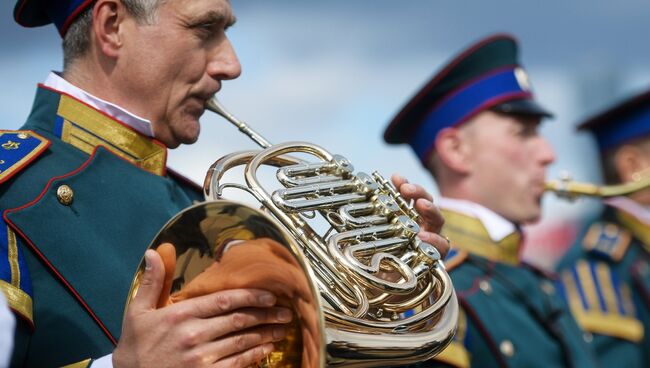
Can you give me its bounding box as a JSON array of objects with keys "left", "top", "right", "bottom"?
[
  {"left": 207, "top": 37, "right": 242, "bottom": 81},
  {"left": 536, "top": 137, "right": 556, "bottom": 166}
]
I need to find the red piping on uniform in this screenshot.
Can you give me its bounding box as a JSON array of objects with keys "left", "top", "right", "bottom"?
[
  {"left": 4, "top": 148, "right": 118, "bottom": 346},
  {"left": 167, "top": 168, "right": 202, "bottom": 191},
  {"left": 13, "top": 0, "right": 30, "bottom": 26},
  {"left": 459, "top": 297, "right": 510, "bottom": 368},
  {"left": 59, "top": 0, "right": 95, "bottom": 36}
]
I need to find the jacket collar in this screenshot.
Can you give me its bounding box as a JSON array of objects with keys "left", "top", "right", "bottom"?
[
  {"left": 29, "top": 85, "right": 167, "bottom": 176},
  {"left": 438, "top": 198, "right": 522, "bottom": 265}
]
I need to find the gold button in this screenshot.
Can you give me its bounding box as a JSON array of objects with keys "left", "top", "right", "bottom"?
[
  {"left": 479, "top": 280, "right": 492, "bottom": 295},
  {"left": 541, "top": 281, "right": 555, "bottom": 295},
  {"left": 500, "top": 340, "right": 515, "bottom": 357},
  {"left": 56, "top": 185, "right": 74, "bottom": 206},
  {"left": 17, "top": 133, "right": 28, "bottom": 139}
]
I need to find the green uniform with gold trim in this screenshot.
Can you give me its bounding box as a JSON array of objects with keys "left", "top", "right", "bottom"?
[
  {"left": 412, "top": 207, "right": 599, "bottom": 368},
  {"left": 557, "top": 206, "right": 650, "bottom": 367},
  {"left": 1, "top": 86, "right": 203, "bottom": 367}
]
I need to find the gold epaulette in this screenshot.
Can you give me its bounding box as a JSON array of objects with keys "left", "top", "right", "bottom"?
[
  {"left": 0, "top": 224, "right": 33, "bottom": 324},
  {"left": 581, "top": 222, "right": 631, "bottom": 262},
  {"left": 560, "top": 260, "right": 643, "bottom": 342},
  {"left": 0, "top": 130, "right": 50, "bottom": 184}
]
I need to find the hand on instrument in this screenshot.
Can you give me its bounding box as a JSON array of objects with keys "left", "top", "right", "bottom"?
[
  {"left": 113, "top": 249, "right": 292, "bottom": 368},
  {"left": 391, "top": 174, "right": 449, "bottom": 259}
]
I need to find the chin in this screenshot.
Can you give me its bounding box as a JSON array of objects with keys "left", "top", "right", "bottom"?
[{"left": 521, "top": 208, "right": 542, "bottom": 224}]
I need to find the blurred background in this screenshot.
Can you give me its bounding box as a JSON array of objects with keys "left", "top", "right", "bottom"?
[{"left": 2, "top": 0, "right": 650, "bottom": 269}]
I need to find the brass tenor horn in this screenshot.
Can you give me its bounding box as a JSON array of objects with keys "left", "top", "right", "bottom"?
[
  {"left": 545, "top": 170, "right": 650, "bottom": 200},
  {"left": 126, "top": 97, "right": 458, "bottom": 367}
]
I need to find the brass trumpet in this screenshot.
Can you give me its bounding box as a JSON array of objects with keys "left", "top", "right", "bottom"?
[
  {"left": 545, "top": 171, "right": 650, "bottom": 200},
  {"left": 126, "top": 98, "right": 458, "bottom": 367}
]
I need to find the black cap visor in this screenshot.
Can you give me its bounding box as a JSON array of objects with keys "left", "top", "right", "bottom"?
[{"left": 492, "top": 99, "right": 553, "bottom": 118}]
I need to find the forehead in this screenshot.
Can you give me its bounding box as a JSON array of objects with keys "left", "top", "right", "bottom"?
[{"left": 164, "top": 0, "right": 235, "bottom": 25}]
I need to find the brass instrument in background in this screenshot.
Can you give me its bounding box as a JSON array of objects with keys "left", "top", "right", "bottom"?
[
  {"left": 126, "top": 98, "right": 458, "bottom": 367},
  {"left": 546, "top": 170, "right": 650, "bottom": 200}
]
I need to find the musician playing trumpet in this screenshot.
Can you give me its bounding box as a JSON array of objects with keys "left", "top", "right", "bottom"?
[
  {"left": 383, "top": 34, "right": 599, "bottom": 367},
  {"left": 557, "top": 89, "right": 650, "bottom": 368},
  {"left": 1, "top": 0, "right": 450, "bottom": 367}
]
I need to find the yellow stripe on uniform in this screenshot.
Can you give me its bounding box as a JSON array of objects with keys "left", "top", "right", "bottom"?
[
  {"left": 573, "top": 310, "right": 644, "bottom": 342},
  {"left": 576, "top": 260, "right": 601, "bottom": 312},
  {"left": 0, "top": 280, "right": 33, "bottom": 323},
  {"left": 594, "top": 263, "right": 619, "bottom": 314},
  {"left": 57, "top": 95, "right": 166, "bottom": 176},
  {"left": 62, "top": 358, "right": 92, "bottom": 368},
  {"left": 561, "top": 270, "right": 585, "bottom": 313},
  {"left": 7, "top": 227, "right": 20, "bottom": 288}
]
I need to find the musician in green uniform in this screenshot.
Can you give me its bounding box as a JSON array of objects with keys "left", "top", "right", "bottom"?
[
  {"left": 384, "top": 34, "right": 599, "bottom": 367},
  {"left": 1, "top": 1, "right": 450, "bottom": 366},
  {"left": 557, "top": 89, "right": 650, "bottom": 367}
]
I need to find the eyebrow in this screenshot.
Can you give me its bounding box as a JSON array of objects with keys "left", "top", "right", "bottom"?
[{"left": 192, "top": 10, "right": 237, "bottom": 29}]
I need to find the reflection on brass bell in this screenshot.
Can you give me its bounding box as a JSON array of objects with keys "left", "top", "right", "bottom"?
[{"left": 56, "top": 185, "right": 74, "bottom": 206}]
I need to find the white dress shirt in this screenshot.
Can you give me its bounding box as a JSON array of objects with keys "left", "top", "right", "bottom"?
[{"left": 437, "top": 197, "right": 517, "bottom": 242}]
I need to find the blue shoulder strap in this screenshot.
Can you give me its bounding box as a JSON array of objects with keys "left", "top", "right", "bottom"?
[
  {"left": 0, "top": 130, "right": 50, "bottom": 184},
  {"left": 581, "top": 222, "right": 631, "bottom": 262}
]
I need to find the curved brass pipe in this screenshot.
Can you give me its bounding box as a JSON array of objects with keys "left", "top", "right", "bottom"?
[{"left": 545, "top": 171, "right": 650, "bottom": 200}]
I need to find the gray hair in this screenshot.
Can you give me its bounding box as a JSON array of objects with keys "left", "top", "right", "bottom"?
[{"left": 62, "top": 0, "right": 165, "bottom": 70}]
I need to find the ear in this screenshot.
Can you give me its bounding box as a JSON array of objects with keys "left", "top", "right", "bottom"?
[
  {"left": 434, "top": 127, "right": 472, "bottom": 174},
  {"left": 614, "top": 143, "right": 650, "bottom": 183},
  {"left": 92, "top": 0, "right": 128, "bottom": 58}
]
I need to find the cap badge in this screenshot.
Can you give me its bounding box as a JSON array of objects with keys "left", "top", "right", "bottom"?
[{"left": 514, "top": 67, "right": 531, "bottom": 92}]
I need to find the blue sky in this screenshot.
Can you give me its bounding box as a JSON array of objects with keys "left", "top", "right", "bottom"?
[{"left": 2, "top": 1, "right": 650, "bottom": 259}]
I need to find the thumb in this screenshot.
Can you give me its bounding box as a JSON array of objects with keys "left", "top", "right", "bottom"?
[{"left": 128, "top": 249, "right": 165, "bottom": 314}]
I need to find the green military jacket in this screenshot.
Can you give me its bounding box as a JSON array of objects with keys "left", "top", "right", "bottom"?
[
  {"left": 557, "top": 205, "right": 649, "bottom": 367},
  {"left": 0, "top": 86, "right": 203, "bottom": 367},
  {"left": 413, "top": 206, "right": 599, "bottom": 368}
]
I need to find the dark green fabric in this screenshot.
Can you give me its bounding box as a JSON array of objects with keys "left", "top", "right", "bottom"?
[
  {"left": 451, "top": 257, "right": 598, "bottom": 368},
  {"left": 410, "top": 256, "right": 599, "bottom": 368},
  {"left": 3, "top": 87, "right": 202, "bottom": 367},
  {"left": 557, "top": 208, "right": 650, "bottom": 368}
]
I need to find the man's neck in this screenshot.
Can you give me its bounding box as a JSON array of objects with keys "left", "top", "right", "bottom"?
[{"left": 46, "top": 71, "right": 154, "bottom": 137}]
